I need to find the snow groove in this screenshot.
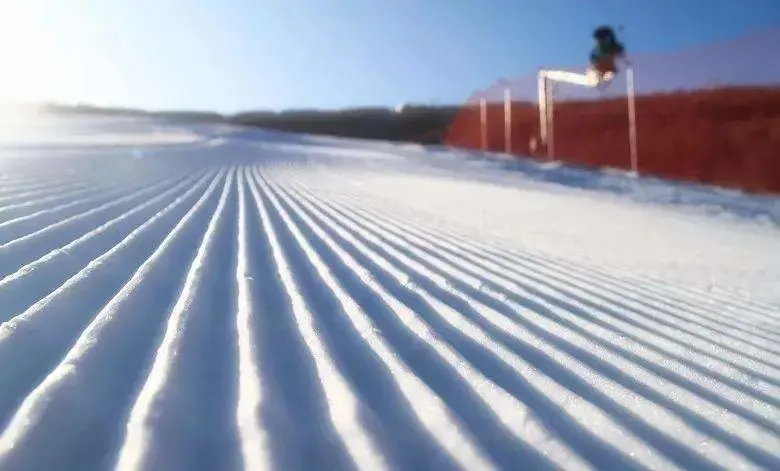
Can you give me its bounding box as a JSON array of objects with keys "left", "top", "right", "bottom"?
[
  {"left": 0, "top": 169, "right": 225, "bottom": 470},
  {"left": 267, "top": 179, "right": 683, "bottom": 471},
  {"left": 0, "top": 125, "right": 777, "bottom": 471},
  {"left": 0, "top": 180, "right": 94, "bottom": 210},
  {"left": 254, "top": 171, "right": 503, "bottom": 471},
  {"left": 302, "top": 190, "right": 780, "bottom": 403},
  {"left": 0, "top": 180, "right": 97, "bottom": 216},
  {"left": 245, "top": 168, "right": 390, "bottom": 471},
  {"left": 0, "top": 180, "right": 151, "bottom": 237},
  {"left": 115, "top": 168, "right": 236, "bottom": 471},
  {"left": 296, "top": 180, "right": 780, "bottom": 342},
  {"left": 0, "top": 172, "right": 199, "bottom": 275},
  {"left": 279, "top": 169, "right": 779, "bottom": 325},
  {"left": 234, "top": 167, "right": 270, "bottom": 471},
  {"left": 275, "top": 178, "right": 778, "bottom": 470}
]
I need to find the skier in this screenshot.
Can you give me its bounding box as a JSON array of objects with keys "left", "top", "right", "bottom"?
[{"left": 589, "top": 26, "right": 626, "bottom": 82}]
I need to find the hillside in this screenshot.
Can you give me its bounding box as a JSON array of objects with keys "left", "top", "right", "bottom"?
[{"left": 19, "top": 85, "right": 780, "bottom": 194}]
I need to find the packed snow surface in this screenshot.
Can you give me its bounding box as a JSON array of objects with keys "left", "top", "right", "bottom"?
[{"left": 0, "top": 115, "right": 778, "bottom": 471}]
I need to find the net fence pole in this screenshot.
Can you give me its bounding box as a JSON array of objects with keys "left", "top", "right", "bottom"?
[
  {"left": 538, "top": 72, "right": 547, "bottom": 145},
  {"left": 480, "top": 97, "right": 487, "bottom": 151},
  {"left": 626, "top": 67, "right": 638, "bottom": 174},
  {"left": 546, "top": 80, "right": 555, "bottom": 160},
  {"left": 504, "top": 87, "right": 512, "bottom": 154}
]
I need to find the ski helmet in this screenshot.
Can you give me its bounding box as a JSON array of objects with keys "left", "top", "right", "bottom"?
[{"left": 593, "top": 26, "right": 616, "bottom": 41}]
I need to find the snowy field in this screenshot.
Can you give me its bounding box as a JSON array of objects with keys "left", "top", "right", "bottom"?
[{"left": 0, "top": 114, "right": 778, "bottom": 471}]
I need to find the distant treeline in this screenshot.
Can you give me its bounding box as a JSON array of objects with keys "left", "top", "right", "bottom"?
[
  {"left": 37, "top": 103, "right": 227, "bottom": 124},
  {"left": 33, "top": 102, "right": 461, "bottom": 145},
  {"left": 231, "top": 106, "right": 459, "bottom": 144}
]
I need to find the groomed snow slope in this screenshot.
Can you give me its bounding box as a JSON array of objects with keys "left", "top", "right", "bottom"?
[{"left": 0, "top": 116, "right": 778, "bottom": 471}]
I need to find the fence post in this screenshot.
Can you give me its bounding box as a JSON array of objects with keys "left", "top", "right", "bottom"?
[
  {"left": 627, "top": 67, "right": 639, "bottom": 174},
  {"left": 480, "top": 98, "right": 487, "bottom": 151},
  {"left": 504, "top": 88, "right": 512, "bottom": 154}
]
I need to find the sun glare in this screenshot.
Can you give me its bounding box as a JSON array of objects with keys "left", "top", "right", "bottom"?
[{"left": 0, "top": 3, "right": 58, "bottom": 104}]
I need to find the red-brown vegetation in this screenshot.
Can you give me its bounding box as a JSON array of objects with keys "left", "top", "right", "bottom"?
[{"left": 444, "top": 86, "right": 780, "bottom": 194}]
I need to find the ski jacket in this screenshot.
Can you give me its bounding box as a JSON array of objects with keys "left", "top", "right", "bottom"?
[{"left": 590, "top": 38, "right": 624, "bottom": 63}]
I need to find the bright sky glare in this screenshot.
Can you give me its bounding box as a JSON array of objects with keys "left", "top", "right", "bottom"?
[{"left": 1, "top": 0, "right": 779, "bottom": 113}]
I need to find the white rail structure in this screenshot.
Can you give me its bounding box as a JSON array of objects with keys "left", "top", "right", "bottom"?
[{"left": 536, "top": 67, "right": 638, "bottom": 173}]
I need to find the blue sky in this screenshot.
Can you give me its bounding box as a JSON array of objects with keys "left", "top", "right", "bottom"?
[{"left": 2, "top": 0, "right": 780, "bottom": 113}]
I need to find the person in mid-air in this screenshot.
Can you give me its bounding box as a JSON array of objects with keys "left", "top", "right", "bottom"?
[{"left": 589, "top": 26, "right": 626, "bottom": 80}]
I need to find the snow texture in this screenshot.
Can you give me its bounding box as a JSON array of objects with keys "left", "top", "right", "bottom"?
[{"left": 0, "top": 115, "right": 778, "bottom": 471}]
